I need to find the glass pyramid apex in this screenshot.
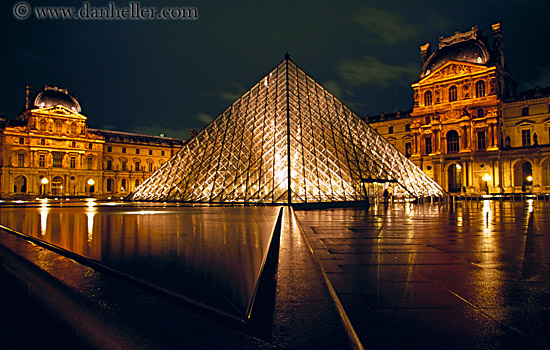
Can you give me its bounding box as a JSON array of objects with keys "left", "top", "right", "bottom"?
[{"left": 129, "top": 56, "right": 444, "bottom": 204}]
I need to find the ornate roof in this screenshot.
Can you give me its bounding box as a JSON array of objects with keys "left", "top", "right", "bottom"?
[
  {"left": 34, "top": 86, "right": 82, "bottom": 113},
  {"left": 421, "top": 26, "right": 491, "bottom": 79}
]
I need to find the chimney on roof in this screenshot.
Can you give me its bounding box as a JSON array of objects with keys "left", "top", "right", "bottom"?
[
  {"left": 492, "top": 22, "right": 505, "bottom": 68},
  {"left": 25, "top": 85, "right": 34, "bottom": 110},
  {"left": 420, "top": 43, "right": 431, "bottom": 66}
]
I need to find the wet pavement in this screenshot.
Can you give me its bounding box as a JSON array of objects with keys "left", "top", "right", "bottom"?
[{"left": 295, "top": 199, "right": 550, "bottom": 349}]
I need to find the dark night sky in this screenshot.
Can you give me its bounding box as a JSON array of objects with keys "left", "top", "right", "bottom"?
[{"left": 1, "top": 1, "right": 549, "bottom": 140}]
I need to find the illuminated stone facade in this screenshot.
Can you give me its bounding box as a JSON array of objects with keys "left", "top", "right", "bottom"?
[
  {"left": 0, "top": 86, "right": 184, "bottom": 199},
  {"left": 367, "top": 23, "right": 550, "bottom": 196}
]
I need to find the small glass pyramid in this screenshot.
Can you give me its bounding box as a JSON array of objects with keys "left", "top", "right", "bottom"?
[{"left": 129, "top": 55, "right": 444, "bottom": 204}]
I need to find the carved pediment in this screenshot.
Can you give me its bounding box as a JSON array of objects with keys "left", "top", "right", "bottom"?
[
  {"left": 420, "top": 61, "right": 490, "bottom": 84},
  {"left": 31, "top": 105, "right": 87, "bottom": 120}
]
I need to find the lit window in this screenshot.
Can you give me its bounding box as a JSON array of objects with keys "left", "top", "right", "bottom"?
[
  {"left": 446, "top": 130, "right": 459, "bottom": 153},
  {"left": 71, "top": 123, "right": 77, "bottom": 134},
  {"left": 55, "top": 120, "right": 62, "bottom": 133},
  {"left": 424, "top": 91, "right": 432, "bottom": 106},
  {"left": 475, "top": 81, "right": 486, "bottom": 98},
  {"left": 39, "top": 154, "right": 45, "bottom": 168},
  {"left": 70, "top": 156, "right": 76, "bottom": 169},
  {"left": 477, "top": 131, "right": 486, "bottom": 150},
  {"left": 522, "top": 129, "right": 531, "bottom": 147},
  {"left": 17, "top": 153, "right": 25, "bottom": 167},
  {"left": 449, "top": 86, "right": 458, "bottom": 102},
  {"left": 53, "top": 153, "right": 63, "bottom": 168},
  {"left": 425, "top": 137, "right": 432, "bottom": 154},
  {"left": 148, "top": 162, "right": 153, "bottom": 172}
]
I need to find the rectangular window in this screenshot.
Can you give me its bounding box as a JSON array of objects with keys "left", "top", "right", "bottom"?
[
  {"left": 122, "top": 147, "right": 126, "bottom": 153},
  {"left": 106, "top": 159, "right": 112, "bottom": 171},
  {"left": 477, "top": 131, "right": 486, "bottom": 150},
  {"left": 70, "top": 156, "right": 76, "bottom": 169},
  {"left": 148, "top": 162, "right": 153, "bottom": 172},
  {"left": 405, "top": 142, "right": 412, "bottom": 158},
  {"left": 425, "top": 116, "right": 431, "bottom": 125},
  {"left": 121, "top": 160, "right": 127, "bottom": 171},
  {"left": 522, "top": 129, "right": 531, "bottom": 147},
  {"left": 522, "top": 107, "right": 529, "bottom": 116},
  {"left": 161, "top": 150, "right": 165, "bottom": 156},
  {"left": 39, "top": 154, "right": 45, "bottom": 168},
  {"left": 17, "top": 153, "right": 25, "bottom": 167},
  {"left": 19, "top": 137, "right": 25, "bottom": 145},
  {"left": 388, "top": 126, "right": 393, "bottom": 134},
  {"left": 53, "top": 153, "right": 63, "bottom": 168},
  {"left": 425, "top": 137, "right": 432, "bottom": 154},
  {"left": 87, "top": 157, "right": 93, "bottom": 170},
  {"left": 107, "top": 146, "right": 112, "bottom": 152},
  {"left": 405, "top": 124, "right": 411, "bottom": 132},
  {"left": 136, "top": 148, "right": 140, "bottom": 154},
  {"left": 135, "top": 161, "right": 140, "bottom": 171},
  {"left": 149, "top": 149, "right": 153, "bottom": 155}
]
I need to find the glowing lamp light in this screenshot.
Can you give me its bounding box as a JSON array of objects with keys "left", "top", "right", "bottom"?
[
  {"left": 41, "top": 177, "right": 49, "bottom": 185},
  {"left": 527, "top": 175, "right": 533, "bottom": 182},
  {"left": 482, "top": 174, "right": 491, "bottom": 182},
  {"left": 87, "top": 179, "right": 95, "bottom": 186},
  {"left": 455, "top": 164, "right": 462, "bottom": 170}
]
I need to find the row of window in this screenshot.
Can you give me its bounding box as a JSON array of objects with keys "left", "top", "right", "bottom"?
[
  {"left": 106, "top": 145, "right": 165, "bottom": 156},
  {"left": 423, "top": 80, "right": 486, "bottom": 106},
  {"left": 422, "top": 130, "right": 487, "bottom": 154},
  {"left": 387, "top": 124, "right": 411, "bottom": 134},
  {"left": 12, "top": 175, "right": 142, "bottom": 194},
  {"left": 38, "top": 119, "right": 83, "bottom": 134},
  {"left": 16, "top": 153, "right": 160, "bottom": 172}
]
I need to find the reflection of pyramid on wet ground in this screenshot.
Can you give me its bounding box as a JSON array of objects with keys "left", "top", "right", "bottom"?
[{"left": 129, "top": 55, "right": 444, "bottom": 204}]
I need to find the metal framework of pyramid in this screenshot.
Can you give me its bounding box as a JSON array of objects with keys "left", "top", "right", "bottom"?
[{"left": 129, "top": 56, "right": 444, "bottom": 204}]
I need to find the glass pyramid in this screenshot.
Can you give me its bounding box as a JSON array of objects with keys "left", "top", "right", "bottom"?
[{"left": 129, "top": 56, "right": 444, "bottom": 204}]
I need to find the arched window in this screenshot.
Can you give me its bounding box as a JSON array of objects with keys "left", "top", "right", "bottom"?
[
  {"left": 475, "top": 80, "right": 486, "bottom": 98},
  {"left": 55, "top": 120, "right": 63, "bottom": 133},
  {"left": 71, "top": 123, "right": 77, "bottom": 134},
  {"left": 40, "top": 119, "right": 47, "bottom": 131},
  {"left": 449, "top": 86, "right": 458, "bottom": 102},
  {"left": 447, "top": 130, "right": 459, "bottom": 153},
  {"left": 424, "top": 91, "right": 433, "bottom": 106},
  {"left": 120, "top": 179, "right": 127, "bottom": 192},
  {"left": 14, "top": 175, "right": 27, "bottom": 193}
]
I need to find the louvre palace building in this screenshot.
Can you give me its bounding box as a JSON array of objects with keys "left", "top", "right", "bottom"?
[
  {"left": 367, "top": 23, "right": 550, "bottom": 196},
  {"left": 0, "top": 85, "right": 184, "bottom": 199}
]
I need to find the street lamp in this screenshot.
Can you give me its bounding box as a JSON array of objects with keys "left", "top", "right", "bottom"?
[
  {"left": 526, "top": 175, "right": 533, "bottom": 182},
  {"left": 87, "top": 178, "right": 95, "bottom": 195},
  {"left": 40, "top": 177, "right": 48, "bottom": 196},
  {"left": 482, "top": 174, "right": 491, "bottom": 194}
]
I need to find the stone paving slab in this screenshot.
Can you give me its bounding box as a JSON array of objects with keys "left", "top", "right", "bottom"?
[{"left": 295, "top": 200, "right": 550, "bottom": 349}]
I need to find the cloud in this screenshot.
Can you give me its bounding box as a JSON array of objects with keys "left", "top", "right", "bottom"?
[
  {"left": 218, "top": 82, "right": 246, "bottom": 103},
  {"left": 193, "top": 112, "right": 213, "bottom": 124},
  {"left": 321, "top": 80, "right": 344, "bottom": 100},
  {"left": 353, "top": 6, "right": 421, "bottom": 45},
  {"left": 127, "top": 124, "right": 192, "bottom": 140},
  {"left": 337, "top": 55, "right": 417, "bottom": 88}
]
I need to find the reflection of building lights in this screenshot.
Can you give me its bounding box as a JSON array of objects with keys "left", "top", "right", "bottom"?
[
  {"left": 527, "top": 175, "right": 533, "bottom": 182},
  {"left": 87, "top": 178, "right": 95, "bottom": 186},
  {"left": 482, "top": 174, "right": 491, "bottom": 182}
]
